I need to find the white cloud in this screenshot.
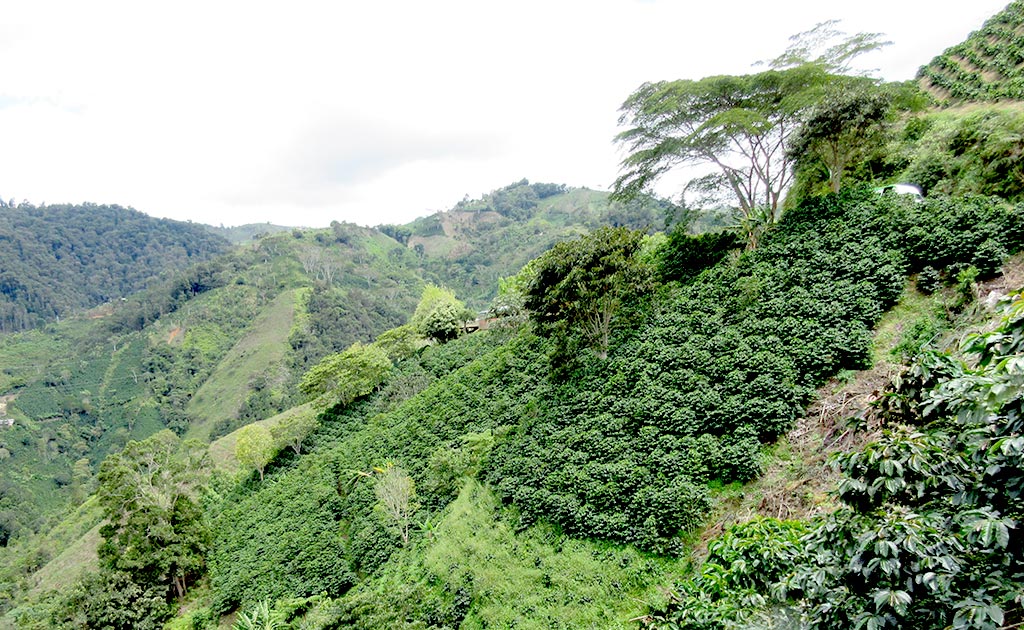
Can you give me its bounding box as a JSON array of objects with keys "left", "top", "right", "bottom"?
[{"left": 0, "top": 0, "right": 1010, "bottom": 227}]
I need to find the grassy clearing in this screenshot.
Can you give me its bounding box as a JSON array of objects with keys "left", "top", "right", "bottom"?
[
  {"left": 870, "top": 281, "right": 937, "bottom": 365},
  {"left": 207, "top": 402, "right": 315, "bottom": 474},
  {"left": 338, "top": 480, "right": 686, "bottom": 629},
  {"left": 28, "top": 523, "right": 101, "bottom": 597},
  {"left": 0, "top": 497, "right": 104, "bottom": 627},
  {"left": 185, "top": 289, "right": 299, "bottom": 442}
]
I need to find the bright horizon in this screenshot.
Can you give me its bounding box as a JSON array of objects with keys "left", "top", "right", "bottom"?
[{"left": 0, "top": 0, "right": 1010, "bottom": 228}]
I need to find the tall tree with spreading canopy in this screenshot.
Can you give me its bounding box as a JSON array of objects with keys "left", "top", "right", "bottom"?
[
  {"left": 96, "top": 430, "right": 210, "bottom": 603},
  {"left": 411, "top": 284, "right": 473, "bottom": 343},
  {"left": 613, "top": 64, "right": 829, "bottom": 238},
  {"left": 299, "top": 341, "right": 393, "bottom": 408},
  {"left": 763, "top": 20, "right": 891, "bottom": 74},
  {"left": 235, "top": 424, "right": 277, "bottom": 481},
  {"left": 614, "top": 22, "right": 891, "bottom": 245},
  {"left": 787, "top": 83, "right": 892, "bottom": 192},
  {"left": 270, "top": 406, "right": 319, "bottom": 455}
]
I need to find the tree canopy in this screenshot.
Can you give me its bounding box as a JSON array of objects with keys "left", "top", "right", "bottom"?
[
  {"left": 614, "top": 24, "right": 894, "bottom": 238},
  {"left": 613, "top": 64, "right": 829, "bottom": 226},
  {"left": 524, "top": 226, "right": 653, "bottom": 360},
  {"left": 763, "top": 19, "right": 891, "bottom": 74},
  {"left": 787, "top": 82, "right": 892, "bottom": 192},
  {"left": 298, "top": 341, "right": 393, "bottom": 408},
  {"left": 410, "top": 284, "right": 473, "bottom": 343},
  {"left": 235, "top": 424, "right": 277, "bottom": 481},
  {"left": 270, "top": 407, "right": 319, "bottom": 456},
  {"left": 96, "top": 430, "right": 210, "bottom": 607},
  {"left": 0, "top": 202, "right": 228, "bottom": 333}
]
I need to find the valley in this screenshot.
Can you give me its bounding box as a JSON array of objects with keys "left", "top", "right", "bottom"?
[{"left": 2, "top": 4, "right": 1024, "bottom": 629}]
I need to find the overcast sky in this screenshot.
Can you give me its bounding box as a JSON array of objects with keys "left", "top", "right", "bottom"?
[{"left": 0, "top": 1, "right": 1010, "bottom": 228}]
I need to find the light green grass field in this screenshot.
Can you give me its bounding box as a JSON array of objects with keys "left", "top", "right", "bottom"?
[{"left": 185, "top": 289, "right": 299, "bottom": 442}]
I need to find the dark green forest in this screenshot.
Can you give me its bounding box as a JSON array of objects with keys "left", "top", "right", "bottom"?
[
  {"left": 2, "top": 5, "right": 1024, "bottom": 629},
  {"left": 0, "top": 203, "right": 229, "bottom": 333}
]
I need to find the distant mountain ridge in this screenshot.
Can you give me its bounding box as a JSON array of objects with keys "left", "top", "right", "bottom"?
[
  {"left": 202, "top": 222, "right": 294, "bottom": 245},
  {"left": 0, "top": 182, "right": 655, "bottom": 547}
]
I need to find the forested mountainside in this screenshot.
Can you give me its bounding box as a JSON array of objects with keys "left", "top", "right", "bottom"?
[
  {"left": 918, "top": 0, "right": 1024, "bottom": 103},
  {"left": 0, "top": 203, "right": 230, "bottom": 333},
  {"left": 9, "top": 189, "right": 1015, "bottom": 630},
  {"left": 0, "top": 222, "right": 422, "bottom": 543},
  {"left": 3, "top": 7, "right": 1024, "bottom": 630}
]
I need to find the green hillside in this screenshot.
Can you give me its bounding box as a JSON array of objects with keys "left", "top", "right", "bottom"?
[
  {"left": 918, "top": 1, "right": 1024, "bottom": 103},
  {"left": 12, "top": 186, "right": 1014, "bottom": 628},
  {"left": 0, "top": 224, "right": 419, "bottom": 546},
  {"left": 165, "top": 191, "right": 1021, "bottom": 629},
  {"left": 184, "top": 289, "right": 300, "bottom": 443},
  {"left": 202, "top": 223, "right": 293, "bottom": 245},
  {"left": 886, "top": 103, "right": 1024, "bottom": 200},
  {"left": 5, "top": 10, "right": 1024, "bottom": 629},
  {"left": 0, "top": 202, "right": 230, "bottom": 333},
  {"left": 0, "top": 187, "right": 633, "bottom": 551},
  {"left": 381, "top": 181, "right": 678, "bottom": 309}
]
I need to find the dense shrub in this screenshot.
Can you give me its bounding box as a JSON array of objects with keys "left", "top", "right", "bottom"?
[
  {"left": 208, "top": 458, "right": 355, "bottom": 612},
  {"left": 659, "top": 229, "right": 741, "bottom": 282},
  {"left": 489, "top": 191, "right": 1024, "bottom": 554},
  {"left": 206, "top": 332, "right": 528, "bottom": 610},
  {"left": 899, "top": 107, "right": 1024, "bottom": 200}
]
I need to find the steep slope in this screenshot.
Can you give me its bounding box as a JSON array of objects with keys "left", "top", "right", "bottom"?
[
  {"left": 6, "top": 187, "right": 1024, "bottom": 627},
  {"left": 184, "top": 289, "right": 300, "bottom": 442},
  {"left": 918, "top": 0, "right": 1024, "bottom": 103},
  {"left": 891, "top": 103, "right": 1024, "bottom": 200},
  {"left": 207, "top": 402, "right": 317, "bottom": 473},
  {"left": 0, "top": 224, "right": 416, "bottom": 546},
  {"left": 0, "top": 183, "right": 625, "bottom": 553},
  {"left": 10, "top": 9, "right": 1024, "bottom": 626},
  {"left": 174, "top": 191, "right": 1022, "bottom": 628},
  {"left": 641, "top": 284, "right": 1024, "bottom": 628},
  {"left": 332, "top": 480, "right": 688, "bottom": 629},
  {"left": 0, "top": 203, "right": 230, "bottom": 333}
]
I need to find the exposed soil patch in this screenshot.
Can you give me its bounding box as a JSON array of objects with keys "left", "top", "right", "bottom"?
[
  {"left": 0, "top": 393, "right": 15, "bottom": 426},
  {"left": 699, "top": 364, "right": 890, "bottom": 551},
  {"left": 980, "top": 255, "right": 1024, "bottom": 305},
  {"left": 167, "top": 326, "right": 185, "bottom": 345}
]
